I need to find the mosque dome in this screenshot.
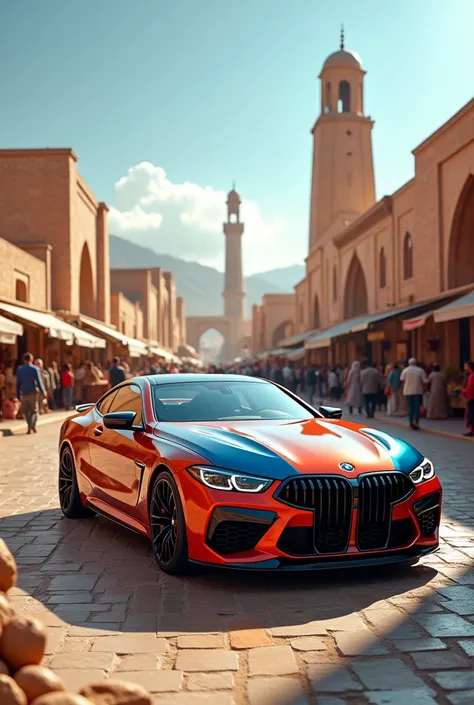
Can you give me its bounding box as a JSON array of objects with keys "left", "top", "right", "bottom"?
[{"left": 323, "top": 48, "right": 363, "bottom": 71}]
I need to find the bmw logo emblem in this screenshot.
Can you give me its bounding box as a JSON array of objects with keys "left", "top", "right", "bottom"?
[{"left": 339, "top": 462, "right": 355, "bottom": 472}]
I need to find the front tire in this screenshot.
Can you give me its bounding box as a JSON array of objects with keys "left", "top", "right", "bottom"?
[
  {"left": 59, "top": 445, "right": 94, "bottom": 518},
  {"left": 149, "top": 471, "right": 189, "bottom": 575}
]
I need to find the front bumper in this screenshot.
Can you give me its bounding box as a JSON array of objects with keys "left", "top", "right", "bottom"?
[{"left": 177, "top": 470, "right": 442, "bottom": 570}]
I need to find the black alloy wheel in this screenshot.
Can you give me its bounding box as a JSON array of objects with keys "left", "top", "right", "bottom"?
[
  {"left": 150, "top": 471, "right": 189, "bottom": 574},
  {"left": 58, "top": 446, "right": 94, "bottom": 519}
]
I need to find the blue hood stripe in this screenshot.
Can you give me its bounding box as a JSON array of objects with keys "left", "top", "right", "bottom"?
[{"left": 360, "top": 428, "right": 423, "bottom": 473}]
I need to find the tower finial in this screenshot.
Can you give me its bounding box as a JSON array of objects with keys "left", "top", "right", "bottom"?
[
  {"left": 340, "top": 23, "right": 344, "bottom": 50},
  {"left": 232, "top": 179, "right": 236, "bottom": 191}
]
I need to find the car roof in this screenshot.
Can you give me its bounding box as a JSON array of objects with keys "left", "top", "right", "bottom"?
[{"left": 145, "top": 373, "right": 268, "bottom": 386}]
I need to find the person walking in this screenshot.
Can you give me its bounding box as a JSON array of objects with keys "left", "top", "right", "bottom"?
[
  {"left": 401, "top": 357, "right": 428, "bottom": 430},
  {"left": 461, "top": 361, "right": 474, "bottom": 437},
  {"left": 345, "top": 361, "right": 363, "bottom": 414},
  {"left": 386, "top": 363, "right": 403, "bottom": 416},
  {"left": 60, "top": 363, "right": 74, "bottom": 410},
  {"left": 16, "top": 352, "right": 47, "bottom": 434},
  {"left": 427, "top": 365, "right": 448, "bottom": 420},
  {"left": 305, "top": 365, "right": 316, "bottom": 405},
  {"left": 360, "top": 362, "right": 382, "bottom": 419},
  {"left": 108, "top": 356, "right": 126, "bottom": 388}
]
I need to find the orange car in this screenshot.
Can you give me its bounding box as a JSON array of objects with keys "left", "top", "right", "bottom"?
[{"left": 58, "top": 374, "right": 441, "bottom": 575}]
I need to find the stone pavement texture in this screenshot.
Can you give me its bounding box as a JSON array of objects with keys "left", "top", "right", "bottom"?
[
  {"left": 1, "top": 419, "right": 474, "bottom": 705},
  {"left": 0, "top": 408, "right": 73, "bottom": 436}
]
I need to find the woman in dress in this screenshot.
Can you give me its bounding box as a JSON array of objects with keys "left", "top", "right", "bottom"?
[
  {"left": 345, "top": 361, "right": 363, "bottom": 415},
  {"left": 427, "top": 364, "right": 448, "bottom": 420}
]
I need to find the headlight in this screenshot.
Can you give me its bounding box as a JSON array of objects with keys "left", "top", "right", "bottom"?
[
  {"left": 409, "top": 457, "right": 435, "bottom": 485},
  {"left": 187, "top": 465, "right": 273, "bottom": 493}
]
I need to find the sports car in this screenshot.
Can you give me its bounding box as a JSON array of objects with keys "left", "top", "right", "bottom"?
[{"left": 58, "top": 374, "right": 441, "bottom": 574}]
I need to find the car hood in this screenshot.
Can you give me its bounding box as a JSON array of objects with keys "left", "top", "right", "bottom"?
[{"left": 154, "top": 418, "right": 423, "bottom": 480}]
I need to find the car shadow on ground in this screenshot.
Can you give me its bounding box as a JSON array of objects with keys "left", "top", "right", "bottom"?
[{"left": 3, "top": 507, "right": 439, "bottom": 635}]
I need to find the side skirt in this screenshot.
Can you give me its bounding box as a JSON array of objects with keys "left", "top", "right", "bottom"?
[{"left": 86, "top": 500, "right": 148, "bottom": 538}]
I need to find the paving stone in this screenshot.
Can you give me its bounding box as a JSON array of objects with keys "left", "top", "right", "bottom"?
[
  {"left": 119, "top": 670, "right": 183, "bottom": 693},
  {"left": 91, "top": 635, "right": 169, "bottom": 654},
  {"left": 117, "top": 653, "right": 161, "bottom": 671},
  {"left": 352, "top": 658, "right": 426, "bottom": 690},
  {"left": 152, "top": 695, "right": 233, "bottom": 705},
  {"left": 271, "top": 613, "right": 365, "bottom": 637},
  {"left": 314, "top": 699, "right": 347, "bottom": 705},
  {"left": 334, "top": 631, "right": 388, "bottom": 656},
  {"left": 433, "top": 671, "right": 474, "bottom": 690},
  {"left": 175, "top": 650, "right": 239, "bottom": 672},
  {"left": 448, "top": 692, "right": 474, "bottom": 705},
  {"left": 247, "top": 677, "right": 305, "bottom": 705},
  {"left": 177, "top": 635, "right": 226, "bottom": 649},
  {"left": 396, "top": 638, "right": 447, "bottom": 652},
  {"left": 290, "top": 637, "right": 327, "bottom": 652},
  {"left": 365, "top": 690, "right": 438, "bottom": 705},
  {"left": 458, "top": 640, "right": 474, "bottom": 657},
  {"left": 229, "top": 628, "right": 272, "bottom": 649},
  {"left": 414, "top": 614, "right": 474, "bottom": 638},
  {"left": 441, "top": 601, "right": 474, "bottom": 616},
  {"left": 50, "top": 651, "right": 116, "bottom": 670},
  {"left": 411, "top": 650, "right": 471, "bottom": 670},
  {"left": 186, "top": 673, "right": 235, "bottom": 691},
  {"left": 48, "top": 575, "right": 98, "bottom": 591},
  {"left": 308, "top": 664, "right": 363, "bottom": 693},
  {"left": 52, "top": 669, "right": 107, "bottom": 691},
  {"left": 248, "top": 646, "right": 298, "bottom": 676}
]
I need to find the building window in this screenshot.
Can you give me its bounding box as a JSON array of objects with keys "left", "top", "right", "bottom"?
[
  {"left": 403, "top": 233, "right": 413, "bottom": 280},
  {"left": 338, "top": 80, "right": 351, "bottom": 113},
  {"left": 15, "top": 279, "right": 28, "bottom": 302},
  {"left": 379, "top": 248, "right": 386, "bottom": 289},
  {"left": 325, "top": 81, "right": 332, "bottom": 113},
  {"left": 332, "top": 266, "right": 337, "bottom": 301}
]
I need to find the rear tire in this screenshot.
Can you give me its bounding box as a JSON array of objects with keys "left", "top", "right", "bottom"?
[
  {"left": 149, "top": 471, "right": 189, "bottom": 575},
  {"left": 59, "top": 445, "right": 94, "bottom": 519}
]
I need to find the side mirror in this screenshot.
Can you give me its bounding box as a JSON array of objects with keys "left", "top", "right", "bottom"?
[
  {"left": 319, "top": 405, "right": 343, "bottom": 420},
  {"left": 103, "top": 411, "right": 137, "bottom": 430},
  {"left": 75, "top": 403, "right": 95, "bottom": 413}
]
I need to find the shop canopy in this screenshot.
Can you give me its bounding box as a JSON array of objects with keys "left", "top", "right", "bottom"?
[
  {"left": 305, "top": 304, "right": 420, "bottom": 351},
  {"left": 78, "top": 315, "right": 148, "bottom": 357},
  {"left": 0, "top": 314, "right": 23, "bottom": 345},
  {"left": 0, "top": 302, "right": 105, "bottom": 349},
  {"left": 277, "top": 329, "right": 318, "bottom": 349},
  {"left": 286, "top": 346, "right": 306, "bottom": 361},
  {"left": 433, "top": 289, "right": 474, "bottom": 324},
  {"left": 256, "top": 347, "right": 288, "bottom": 360},
  {"left": 149, "top": 345, "right": 176, "bottom": 361}
]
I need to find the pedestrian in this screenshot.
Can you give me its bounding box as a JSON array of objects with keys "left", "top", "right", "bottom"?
[
  {"left": 400, "top": 357, "right": 428, "bottom": 430},
  {"left": 461, "top": 361, "right": 474, "bottom": 437},
  {"left": 386, "top": 363, "right": 403, "bottom": 416},
  {"left": 34, "top": 359, "right": 51, "bottom": 415},
  {"left": 108, "top": 356, "right": 126, "bottom": 388},
  {"left": 345, "top": 361, "right": 363, "bottom": 414},
  {"left": 305, "top": 365, "right": 316, "bottom": 404},
  {"left": 60, "top": 363, "right": 74, "bottom": 410},
  {"left": 328, "top": 368, "right": 339, "bottom": 400},
  {"left": 360, "top": 362, "right": 382, "bottom": 418},
  {"left": 427, "top": 365, "right": 448, "bottom": 420},
  {"left": 282, "top": 362, "right": 293, "bottom": 389},
  {"left": 16, "top": 352, "right": 47, "bottom": 434}
]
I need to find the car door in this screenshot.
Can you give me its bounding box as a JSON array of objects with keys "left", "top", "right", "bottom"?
[{"left": 88, "top": 383, "right": 145, "bottom": 511}]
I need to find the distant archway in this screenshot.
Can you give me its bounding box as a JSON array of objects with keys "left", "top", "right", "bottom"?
[
  {"left": 15, "top": 279, "right": 28, "bottom": 303},
  {"left": 344, "top": 254, "right": 368, "bottom": 319},
  {"left": 79, "top": 243, "right": 95, "bottom": 317},
  {"left": 199, "top": 328, "right": 225, "bottom": 364},
  {"left": 448, "top": 175, "right": 474, "bottom": 289},
  {"left": 313, "top": 295, "right": 320, "bottom": 329},
  {"left": 272, "top": 320, "right": 294, "bottom": 347}
]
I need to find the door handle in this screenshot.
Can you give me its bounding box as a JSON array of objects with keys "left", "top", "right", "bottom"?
[{"left": 94, "top": 425, "right": 104, "bottom": 437}]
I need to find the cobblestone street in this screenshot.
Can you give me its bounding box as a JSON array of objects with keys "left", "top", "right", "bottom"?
[{"left": 1, "top": 420, "right": 474, "bottom": 705}]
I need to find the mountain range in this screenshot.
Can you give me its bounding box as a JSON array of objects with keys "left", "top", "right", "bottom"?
[{"left": 110, "top": 235, "right": 304, "bottom": 318}]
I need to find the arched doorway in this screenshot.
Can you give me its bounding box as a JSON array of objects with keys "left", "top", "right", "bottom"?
[
  {"left": 448, "top": 175, "right": 474, "bottom": 289},
  {"left": 79, "top": 243, "right": 95, "bottom": 317},
  {"left": 199, "top": 328, "right": 225, "bottom": 364},
  {"left": 344, "top": 254, "right": 368, "bottom": 319},
  {"left": 313, "top": 295, "right": 320, "bottom": 330},
  {"left": 272, "top": 320, "right": 294, "bottom": 347}
]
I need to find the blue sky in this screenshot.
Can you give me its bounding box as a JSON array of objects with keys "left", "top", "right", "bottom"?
[{"left": 1, "top": 0, "right": 473, "bottom": 273}]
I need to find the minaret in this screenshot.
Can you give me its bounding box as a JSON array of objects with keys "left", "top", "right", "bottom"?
[
  {"left": 308, "top": 26, "right": 376, "bottom": 251},
  {"left": 223, "top": 186, "right": 245, "bottom": 320}
]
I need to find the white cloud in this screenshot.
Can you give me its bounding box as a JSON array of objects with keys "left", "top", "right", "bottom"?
[{"left": 109, "top": 162, "right": 300, "bottom": 274}]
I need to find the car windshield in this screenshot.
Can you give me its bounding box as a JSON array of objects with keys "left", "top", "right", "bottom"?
[{"left": 152, "top": 381, "right": 315, "bottom": 422}]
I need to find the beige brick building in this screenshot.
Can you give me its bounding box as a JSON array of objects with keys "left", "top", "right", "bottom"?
[
  {"left": 253, "top": 37, "right": 474, "bottom": 370},
  {"left": 0, "top": 148, "right": 186, "bottom": 366}
]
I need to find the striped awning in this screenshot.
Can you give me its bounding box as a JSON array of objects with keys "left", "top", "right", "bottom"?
[{"left": 403, "top": 312, "right": 433, "bottom": 331}]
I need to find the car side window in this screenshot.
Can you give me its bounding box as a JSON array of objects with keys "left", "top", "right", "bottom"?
[
  {"left": 109, "top": 384, "right": 143, "bottom": 427},
  {"left": 97, "top": 390, "right": 118, "bottom": 416}
]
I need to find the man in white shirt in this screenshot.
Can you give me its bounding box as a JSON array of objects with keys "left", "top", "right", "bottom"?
[{"left": 400, "top": 358, "right": 428, "bottom": 430}]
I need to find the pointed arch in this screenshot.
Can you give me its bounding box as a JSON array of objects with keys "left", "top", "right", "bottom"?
[
  {"left": 272, "top": 319, "right": 294, "bottom": 347},
  {"left": 403, "top": 233, "right": 413, "bottom": 280},
  {"left": 344, "top": 254, "right": 368, "bottom": 319},
  {"left": 448, "top": 175, "right": 474, "bottom": 289},
  {"left": 79, "top": 242, "right": 96, "bottom": 317},
  {"left": 338, "top": 80, "right": 351, "bottom": 113},
  {"left": 313, "top": 294, "right": 320, "bottom": 330},
  {"left": 379, "top": 247, "right": 387, "bottom": 289}
]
